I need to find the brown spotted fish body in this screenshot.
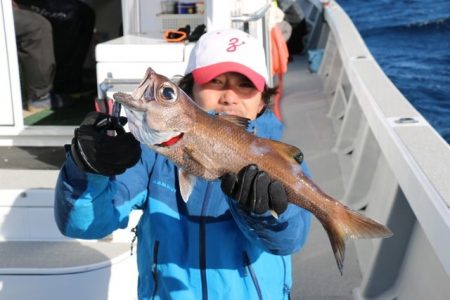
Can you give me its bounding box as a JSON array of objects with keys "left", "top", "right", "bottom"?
[{"left": 113, "top": 68, "right": 392, "bottom": 274}]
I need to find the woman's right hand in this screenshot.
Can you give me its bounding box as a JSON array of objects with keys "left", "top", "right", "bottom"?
[{"left": 70, "top": 111, "right": 141, "bottom": 176}]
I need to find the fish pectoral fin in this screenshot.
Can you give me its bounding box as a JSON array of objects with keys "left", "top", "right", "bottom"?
[
  {"left": 178, "top": 168, "right": 196, "bottom": 203},
  {"left": 267, "top": 140, "right": 304, "bottom": 164},
  {"left": 182, "top": 148, "right": 219, "bottom": 180},
  {"left": 217, "top": 114, "right": 250, "bottom": 129}
]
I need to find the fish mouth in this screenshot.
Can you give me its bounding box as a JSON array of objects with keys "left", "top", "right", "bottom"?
[
  {"left": 113, "top": 68, "right": 185, "bottom": 147},
  {"left": 112, "top": 68, "right": 158, "bottom": 111},
  {"left": 113, "top": 92, "right": 147, "bottom": 112}
]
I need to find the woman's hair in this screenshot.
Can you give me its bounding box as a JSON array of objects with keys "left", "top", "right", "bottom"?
[{"left": 177, "top": 73, "right": 278, "bottom": 107}]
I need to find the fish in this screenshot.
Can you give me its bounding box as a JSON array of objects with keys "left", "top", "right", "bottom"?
[{"left": 113, "top": 67, "right": 393, "bottom": 274}]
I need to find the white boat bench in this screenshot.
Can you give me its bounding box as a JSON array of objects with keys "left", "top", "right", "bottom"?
[
  {"left": 0, "top": 187, "right": 138, "bottom": 300},
  {"left": 0, "top": 241, "right": 130, "bottom": 274}
]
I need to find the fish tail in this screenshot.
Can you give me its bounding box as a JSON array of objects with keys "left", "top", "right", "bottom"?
[{"left": 321, "top": 207, "right": 393, "bottom": 275}]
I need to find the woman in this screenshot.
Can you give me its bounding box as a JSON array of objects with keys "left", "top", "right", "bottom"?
[{"left": 55, "top": 28, "right": 311, "bottom": 300}]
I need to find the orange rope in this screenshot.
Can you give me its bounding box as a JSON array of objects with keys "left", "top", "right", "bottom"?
[{"left": 273, "top": 74, "right": 284, "bottom": 121}]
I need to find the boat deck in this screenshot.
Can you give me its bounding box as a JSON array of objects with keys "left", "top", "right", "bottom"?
[{"left": 281, "top": 55, "right": 361, "bottom": 299}]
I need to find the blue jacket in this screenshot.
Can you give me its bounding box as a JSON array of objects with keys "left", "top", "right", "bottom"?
[{"left": 54, "top": 109, "right": 312, "bottom": 300}]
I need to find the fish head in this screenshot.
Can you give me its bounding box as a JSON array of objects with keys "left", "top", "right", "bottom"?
[{"left": 113, "top": 68, "right": 196, "bottom": 147}]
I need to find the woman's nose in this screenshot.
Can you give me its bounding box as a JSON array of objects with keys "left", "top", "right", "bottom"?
[{"left": 219, "top": 88, "right": 239, "bottom": 104}]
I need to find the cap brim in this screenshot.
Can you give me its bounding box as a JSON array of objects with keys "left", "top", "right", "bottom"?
[{"left": 192, "top": 62, "right": 266, "bottom": 92}]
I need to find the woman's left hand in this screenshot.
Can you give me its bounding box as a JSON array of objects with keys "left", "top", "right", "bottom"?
[{"left": 221, "top": 165, "right": 288, "bottom": 215}]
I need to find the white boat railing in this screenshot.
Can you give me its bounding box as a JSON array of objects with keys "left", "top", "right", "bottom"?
[{"left": 314, "top": 1, "right": 450, "bottom": 298}]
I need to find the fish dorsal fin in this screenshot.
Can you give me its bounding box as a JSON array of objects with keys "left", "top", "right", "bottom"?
[
  {"left": 267, "top": 140, "right": 304, "bottom": 164},
  {"left": 217, "top": 114, "right": 250, "bottom": 128},
  {"left": 178, "top": 168, "right": 196, "bottom": 203}
]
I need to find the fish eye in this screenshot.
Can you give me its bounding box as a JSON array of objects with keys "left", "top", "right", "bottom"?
[{"left": 158, "top": 83, "right": 177, "bottom": 102}]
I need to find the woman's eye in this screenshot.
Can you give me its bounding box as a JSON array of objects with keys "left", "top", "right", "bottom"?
[
  {"left": 159, "top": 85, "right": 177, "bottom": 101},
  {"left": 239, "top": 82, "right": 255, "bottom": 89},
  {"left": 210, "top": 78, "right": 223, "bottom": 85}
]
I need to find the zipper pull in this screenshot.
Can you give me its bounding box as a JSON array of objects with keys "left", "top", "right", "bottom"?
[
  {"left": 130, "top": 226, "right": 138, "bottom": 256},
  {"left": 242, "top": 252, "right": 249, "bottom": 276}
]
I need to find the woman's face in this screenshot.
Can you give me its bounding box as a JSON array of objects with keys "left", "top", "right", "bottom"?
[{"left": 192, "top": 72, "right": 265, "bottom": 120}]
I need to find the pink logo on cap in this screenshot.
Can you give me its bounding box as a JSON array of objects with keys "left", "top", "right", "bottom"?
[{"left": 226, "top": 38, "right": 245, "bottom": 52}]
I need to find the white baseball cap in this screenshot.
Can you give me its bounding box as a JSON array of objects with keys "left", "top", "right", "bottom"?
[{"left": 185, "top": 29, "right": 269, "bottom": 92}]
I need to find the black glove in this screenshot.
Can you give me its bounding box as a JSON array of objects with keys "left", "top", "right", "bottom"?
[
  {"left": 70, "top": 111, "right": 141, "bottom": 176},
  {"left": 221, "top": 165, "right": 288, "bottom": 215}
]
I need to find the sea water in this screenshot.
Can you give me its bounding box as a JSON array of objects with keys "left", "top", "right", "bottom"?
[{"left": 338, "top": 0, "right": 450, "bottom": 143}]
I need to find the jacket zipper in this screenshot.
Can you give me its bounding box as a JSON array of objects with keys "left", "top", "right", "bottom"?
[
  {"left": 281, "top": 256, "right": 291, "bottom": 299},
  {"left": 151, "top": 240, "right": 160, "bottom": 300},
  {"left": 199, "top": 182, "right": 213, "bottom": 300},
  {"left": 243, "top": 251, "right": 263, "bottom": 300}
]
